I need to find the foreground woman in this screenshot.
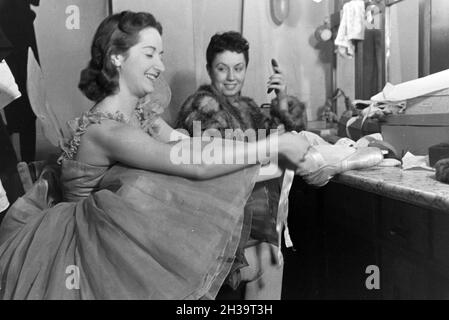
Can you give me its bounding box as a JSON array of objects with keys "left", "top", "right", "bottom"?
[{"left": 0, "top": 11, "right": 310, "bottom": 299}]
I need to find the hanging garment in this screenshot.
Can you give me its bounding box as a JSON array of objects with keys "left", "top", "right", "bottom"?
[
  {"left": 334, "top": 0, "right": 366, "bottom": 58},
  {"left": 0, "top": 0, "right": 40, "bottom": 162},
  {"left": 0, "top": 59, "right": 21, "bottom": 110},
  {"left": 0, "top": 25, "right": 24, "bottom": 212}
]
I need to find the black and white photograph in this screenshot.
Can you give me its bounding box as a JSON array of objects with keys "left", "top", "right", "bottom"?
[{"left": 1, "top": 0, "right": 449, "bottom": 306}]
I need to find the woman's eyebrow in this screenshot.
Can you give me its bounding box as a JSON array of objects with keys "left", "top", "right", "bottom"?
[
  {"left": 142, "top": 46, "right": 157, "bottom": 52},
  {"left": 216, "top": 62, "right": 244, "bottom": 68},
  {"left": 142, "top": 46, "right": 163, "bottom": 54}
]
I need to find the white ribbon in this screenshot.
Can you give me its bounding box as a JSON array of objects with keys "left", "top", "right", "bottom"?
[{"left": 275, "top": 168, "right": 295, "bottom": 266}]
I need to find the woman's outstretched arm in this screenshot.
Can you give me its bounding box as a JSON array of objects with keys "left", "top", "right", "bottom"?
[
  {"left": 83, "top": 120, "right": 309, "bottom": 180},
  {"left": 143, "top": 116, "right": 288, "bottom": 181},
  {"left": 141, "top": 116, "right": 190, "bottom": 143}
]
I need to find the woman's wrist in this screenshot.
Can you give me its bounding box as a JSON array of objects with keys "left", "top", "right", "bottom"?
[
  {"left": 276, "top": 134, "right": 287, "bottom": 156},
  {"left": 276, "top": 92, "right": 289, "bottom": 112},
  {"left": 254, "top": 134, "right": 280, "bottom": 165},
  {"left": 276, "top": 89, "right": 287, "bottom": 99}
]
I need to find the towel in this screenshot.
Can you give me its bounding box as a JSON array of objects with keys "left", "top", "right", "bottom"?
[{"left": 335, "top": 0, "right": 366, "bottom": 58}]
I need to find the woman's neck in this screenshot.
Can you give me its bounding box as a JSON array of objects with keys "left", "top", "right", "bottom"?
[
  {"left": 94, "top": 91, "right": 139, "bottom": 119},
  {"left": 226, "top": 94, "right": 240, "bottom": 105}
]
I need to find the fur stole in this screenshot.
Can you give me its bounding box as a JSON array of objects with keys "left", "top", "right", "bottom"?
[{"left": 176, "top": 84, "right": 307, "bottom": 136}]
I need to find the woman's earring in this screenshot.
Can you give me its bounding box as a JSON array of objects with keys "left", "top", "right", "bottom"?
[{"left": 112, "top": 59, "right": 121, "bottom": 69}]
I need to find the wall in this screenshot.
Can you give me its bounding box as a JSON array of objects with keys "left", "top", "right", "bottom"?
[
  {"left": 33, "top": 0, "right": 108, "bottom": 136},
  {"left": 33, "top": 0, "right": 332, "bottom": 142},
  {"left": 112, "top": 0, "right": 242, "bottom": 125},
  {"left": 242, "top": 0, "right": 333, "bottom": 121},
  {"left": 113, "top": 0, "right": 332, "bottom": 122}
]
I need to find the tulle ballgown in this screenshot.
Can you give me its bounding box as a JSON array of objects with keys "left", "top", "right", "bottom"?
[{"left": 0, "top": 111, "right": 259, "bottom": 300}]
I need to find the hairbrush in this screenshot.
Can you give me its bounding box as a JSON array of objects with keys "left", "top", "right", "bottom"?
[{"left": 267, "top": 58, "right": 280, "bottom": 94}]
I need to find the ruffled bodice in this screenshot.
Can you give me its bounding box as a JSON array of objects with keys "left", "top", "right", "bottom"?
[
  {"left": 58, "top": 110, "right": 129, "bottom": 163},
  {"left": 56, "top": 111, "right": 128, "bottom": 202}
]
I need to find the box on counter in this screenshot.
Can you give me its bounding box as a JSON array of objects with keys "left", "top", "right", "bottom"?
[
  {"left": 405, "top": 87, "right": 449, "bottom": 115},
  {"left": 372, "top": 70, "right": 449, "bottom": 157},
  {"left": 381, "top": 113, "right": 449, "bottom": 157}
]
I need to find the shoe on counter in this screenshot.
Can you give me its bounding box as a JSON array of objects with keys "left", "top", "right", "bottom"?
[{"left": 299, "top": 147, "right": 384, "bottom": 187}]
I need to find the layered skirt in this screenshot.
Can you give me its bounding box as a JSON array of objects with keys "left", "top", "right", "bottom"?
[{"left": 0, "top": 162, "right": 259, "bottom": 299}]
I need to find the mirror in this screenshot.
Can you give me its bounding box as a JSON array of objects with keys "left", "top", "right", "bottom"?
[
  {"left": 385, "top": 0, "right": 419, "bottom": 84},
  {"left": 386, "top": 0, "right": 449, "bottom": 84}
]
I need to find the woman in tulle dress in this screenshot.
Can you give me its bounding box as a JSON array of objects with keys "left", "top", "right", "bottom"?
[{"left": 0, "top": 11, "right": 311, "bottom": 299}]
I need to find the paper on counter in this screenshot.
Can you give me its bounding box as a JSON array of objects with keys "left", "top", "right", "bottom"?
[
  {"left": 371, "top": 69, "right": 449, "bottom": 102},
  {"left": 0, "top": 59, "right": 21, "bottom": 110},
  {"left": 402, "top": 152, "right": 435, "bottom": 171}
]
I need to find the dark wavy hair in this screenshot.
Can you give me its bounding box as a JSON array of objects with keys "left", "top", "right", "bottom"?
[
  {"left": 79, "top": 11, "right": 162, "bottom": 102},
  {"left": 206, "top": 31, "right": 249, "bottom": 68}
]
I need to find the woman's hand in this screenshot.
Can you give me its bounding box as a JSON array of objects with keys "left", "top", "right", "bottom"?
[
  {"left": 267, "top": 63, "right": 288, "bottom": 111},
  {"left": 277, "top": 132, "right": 311, "bottom": 171}
]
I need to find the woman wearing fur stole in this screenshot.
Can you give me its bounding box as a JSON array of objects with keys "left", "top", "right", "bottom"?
[{"left": 176, "top": 31, "right": 307, "bottom": 299}]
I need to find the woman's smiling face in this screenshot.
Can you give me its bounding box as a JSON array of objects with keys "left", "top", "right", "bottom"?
[
  {"left": 117, "top": 27, "right": 165, "bottom": 98},
  {"left": 208, "top": 50, "right": 247, "bottom": 98}
]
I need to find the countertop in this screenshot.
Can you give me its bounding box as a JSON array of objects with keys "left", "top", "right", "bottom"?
[{"left": 333, "top": 166, "right": 449, "bottom": 212}]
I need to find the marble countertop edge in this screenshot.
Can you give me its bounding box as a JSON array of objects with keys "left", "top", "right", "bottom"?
[{"left": 332, "top": 166, "right": 449, "bottom": 212}]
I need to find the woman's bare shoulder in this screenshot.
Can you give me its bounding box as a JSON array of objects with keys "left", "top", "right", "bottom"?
[{"left": 84, "top": 119, "right": 139, "bottom": 144}]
